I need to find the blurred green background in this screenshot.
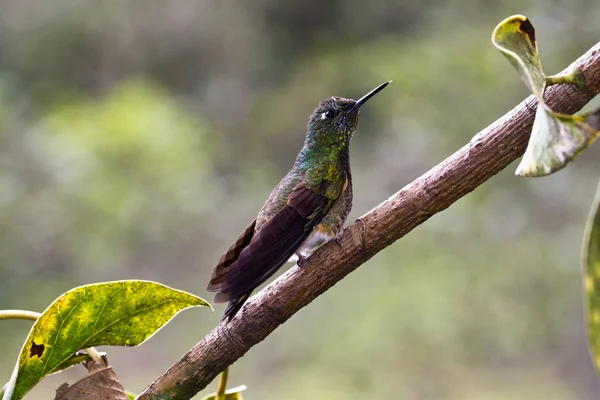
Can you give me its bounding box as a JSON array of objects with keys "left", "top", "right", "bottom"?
[{"left": 1, "top": 1, "right": 600, "bottom": 399}]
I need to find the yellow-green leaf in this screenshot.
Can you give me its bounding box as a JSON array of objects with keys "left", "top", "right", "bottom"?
[
  {"left": 492, "top": 15, "right": 600, "bottom": 176},
  {"left": 200, "top": 385, "right": 247, "bottom": 400},
  {"left": 0, "top": 310, "right": 106, "bottom": 376},
  {"left": 491, "top": 15, "right": 546, "bottom": 98},
  {"left": 517, "top": 108, "right": 600, "bottom": 176},
  {"left": 585, "top": 181, "right": 600, "bottom": 374},
  {"left": 2, "top": 280, "right": 211, "bottom": 400}
]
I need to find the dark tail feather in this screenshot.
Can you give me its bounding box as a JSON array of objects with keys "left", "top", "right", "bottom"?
[{"left": 222, "top": 292, "right": 251, "bottom": 322}]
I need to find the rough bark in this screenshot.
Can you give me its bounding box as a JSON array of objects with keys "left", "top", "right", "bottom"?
[{"left": 137, "top": 42, "right": 600, "bottom": 400}]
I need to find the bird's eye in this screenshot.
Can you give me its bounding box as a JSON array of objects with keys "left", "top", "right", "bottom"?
[{"left": 325, "top": 109, "right": 335, "bottom": 118}]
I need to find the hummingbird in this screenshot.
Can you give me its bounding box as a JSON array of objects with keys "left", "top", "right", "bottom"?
[{"left": 207, "top": 81, "right": 390, "bottom": 321}]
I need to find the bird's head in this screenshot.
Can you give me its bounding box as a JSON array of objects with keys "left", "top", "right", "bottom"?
[{"left": 306, "top": 81, "right": 390, "bottom": 149}]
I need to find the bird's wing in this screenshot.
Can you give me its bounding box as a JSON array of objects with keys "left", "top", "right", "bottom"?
[
  {"left": 212, "top": 180, "right": 339, "bottom": 303},
  {"left": 206, "top": 219, "right": 257, "bottom": 292}
]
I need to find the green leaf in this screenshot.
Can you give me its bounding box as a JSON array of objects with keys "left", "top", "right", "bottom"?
[
  {"left": 0, "top": 310, "right": 105, "bottom": 376},
  {"left": 492, "top": 15, "right": 600, "bottom": 177},
  {"left": 517, "top": 109, "right": 600, "bottom": 176},
  {"left": 585, "top": 181, "right": 600, "bottom": 374},
  {"left": 2, "top": 280, "right": 211, "bottom": 400},
  {"left": 491, "top": 15, "right": 546, "bottom": 98},
  {"left": 200, "top": 385, "right": 247, "bottom": 400}
]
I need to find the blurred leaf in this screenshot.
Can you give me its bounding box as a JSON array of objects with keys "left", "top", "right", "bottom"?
[
  {"left": 200, "top": 385, "right": 247, "bottom": 400},
  {"left": 2, "top": 280, "right": 211, "bottom": 400},
  {"left": 54, "top": 359, "right": 127, "bottom": 400},
  {"left": 585, "top": 180, "right": 600, "bottom": 374},
  {"left": 492, "top": 15, "right": 600, "bottom": 177}
]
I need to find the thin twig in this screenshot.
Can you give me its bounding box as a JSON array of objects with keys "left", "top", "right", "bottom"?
[{"left": 215, "top": 367, "right": 229, "bottom": 400}]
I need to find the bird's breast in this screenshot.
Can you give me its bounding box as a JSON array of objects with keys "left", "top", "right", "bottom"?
[
  {"left": 296, "top": 225, "right": 336, "bottom": 258},
  {"left": 296, "top": 181, "right": 353, "bottom": 257}
]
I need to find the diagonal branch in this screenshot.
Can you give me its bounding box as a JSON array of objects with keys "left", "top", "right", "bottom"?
[{"left": 137, "top": 42, "right": 600, "bottom": 400}]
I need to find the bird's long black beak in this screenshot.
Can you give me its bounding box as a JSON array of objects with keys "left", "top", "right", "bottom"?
[{"left": 350, "top": 81, "right": 390, "bottom": 112}]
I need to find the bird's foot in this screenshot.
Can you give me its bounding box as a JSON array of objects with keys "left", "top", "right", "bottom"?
[
  {"left": 296, "top": 255, "right": 307, "bottom": 268},
  {"left": 334, "top": 236, "right": 343, "bottom": 248}
]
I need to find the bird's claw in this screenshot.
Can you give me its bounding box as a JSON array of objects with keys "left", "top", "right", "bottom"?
[
  {"left": 296, "top": 255, "right": 306, "bottom": 268},
  {"left": 334, "top": 236, "right": 343, "bottom": 248}
]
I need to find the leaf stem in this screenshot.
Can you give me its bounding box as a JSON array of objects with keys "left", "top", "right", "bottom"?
[
  {"left": 0, "top": 310, "right": 41, "bottom": 320},
  {"left": 83, "top": 347, "right": 105, "bottom": 364},
  {"left": 215, "top": 367, "right": 229, "bottom": 400},
  {"left": 546, "top": 68, "right": 586, "bottom": 91},
  {"left": 0, "top": 309, "right": 105, "bottom": 365}
]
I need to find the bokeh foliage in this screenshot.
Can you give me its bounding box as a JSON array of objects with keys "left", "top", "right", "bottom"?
[
  {"left": 1, "top": 1, "right": 599, "bottom": 399},
  {"left": 585, "top": 183, "right": 600, "bottom": 374}
]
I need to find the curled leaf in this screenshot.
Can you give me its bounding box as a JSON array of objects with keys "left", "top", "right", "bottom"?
[
  {"left": 2, "top": 280, "right": 211, "bottom": 400},
  {"left": 492, "top": 15, "right": 600, "bottom": 176},
  {"left": 491, "top": 15, "right": 546, "bottom": 98},
  {"left": 54, "top": 358, "right": 127, "bottom": 400},
  {"left": 517, "top": 106, "right": 600, "bottom": 176}
]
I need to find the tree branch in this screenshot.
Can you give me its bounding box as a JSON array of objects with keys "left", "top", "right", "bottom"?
[{"left": 137, "top": 42, "right": 600, "bottom": 400}]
